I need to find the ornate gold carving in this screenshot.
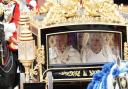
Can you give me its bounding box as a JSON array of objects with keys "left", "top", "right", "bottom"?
[
  {"left": 36, "top": 46, "right": 45, "bottom": 64},
  {"left": 124, "top": 42, "right": 128, "bottom": 60},
  {"left": 83, "top": 70, "right": 88, "bottom": 76},
  {"left": 58, "top": 69, "right": 100, "bottom": 77},
  {"left": 58, "top": 71, "right": 80, "bottom": 77},
  {"left": 30, "top": 45, "right": 45, "bottom": 82},
  {"left": 89, "top": 70, "right": 100, "bottom": 76},
  {"left": 30, "top": 0, "right": 127, "bottom": 28}
]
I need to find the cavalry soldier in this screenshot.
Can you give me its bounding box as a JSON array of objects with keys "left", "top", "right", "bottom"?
[{"left": 0, "top": 0, "right": 20, "bottom": 50}]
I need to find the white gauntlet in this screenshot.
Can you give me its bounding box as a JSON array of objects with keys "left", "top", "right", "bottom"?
[
  {"left": 4, "top": 32, "right": 13, "bottom": 40},
  {"left": 3, "top": 23, "right": 16, "bottom": 40}
]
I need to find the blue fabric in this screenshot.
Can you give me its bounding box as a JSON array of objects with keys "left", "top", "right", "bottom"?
[
  {"left": 112, "top": 62, "right": 128, "bottom": 78},
  {"left": 93, "top": 81, "right": 101, "bottom": 89},
  {"left": 100, "top": 62, "right": 115, "bottom": 89},
  {"left": 87, "top": 61, "right": 128, "bottom": 89},
  {"left": 87, "top": 62, "right": 115, "bottom": 89},
  {"left": 87, "top": 71, "right": 103, "bottom": 89},
  {"left": 112, "top": 68, "right": 120, "bottom": 78},
  {"left": 100, "top": 74, "right": 107, "bottom": 89},
  {"left": 101, "top": 62, "right": 114, "bottom": 73}
]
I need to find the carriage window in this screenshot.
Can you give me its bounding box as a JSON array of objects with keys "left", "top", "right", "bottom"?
[{"left": 47, "top": 31, "right": 122, "bottom": 65}]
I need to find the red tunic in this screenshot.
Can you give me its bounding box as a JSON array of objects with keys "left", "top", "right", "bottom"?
[
  {"left": 10, "top": 1, "right": 20, "bottom": 39},
  {"left": 5, "top": 1, "right": 20, "bottom": 50}
]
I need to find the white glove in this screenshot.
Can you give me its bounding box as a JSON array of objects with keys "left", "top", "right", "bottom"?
[
  {"left": 3, "top": 23, "right": 16, "bottom": 32},
  {"left": 4, "top": 32, "right": 13, "bottom": 40},
  {"left": 3, "top": 22, "right": 16, "bottom": 40}
]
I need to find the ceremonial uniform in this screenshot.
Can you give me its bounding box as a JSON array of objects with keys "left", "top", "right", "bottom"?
[
  {"left": 0, "top": 1, "right": 20, "bottom": 89},
  {"left": 0, "top": 0, "right": 20, "bottom": 50}
]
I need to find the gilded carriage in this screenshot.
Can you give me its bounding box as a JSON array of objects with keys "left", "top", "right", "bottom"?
[{"left": 18, "top": 0, "right": 128, "bottom": 89}]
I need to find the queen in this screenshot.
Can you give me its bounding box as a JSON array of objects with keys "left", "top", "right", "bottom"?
[{"left": 81, "top": 33, "right": 117, "bottom": 63}]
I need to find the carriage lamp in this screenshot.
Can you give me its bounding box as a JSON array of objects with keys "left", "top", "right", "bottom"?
[{"left": 18, "top": 24, "right": 35, "bottom": 83}]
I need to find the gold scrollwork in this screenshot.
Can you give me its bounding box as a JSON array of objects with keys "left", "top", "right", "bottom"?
[
  {"left": 30, "top": 45, "right": 45, "bottom": 82},
  {"left": 124, "top": 42, "right": 128, "bottom": 60},
  {"left": 89, "top": 70, "right": 100, "bottom": 76},
  {"left": 58, "top": 71, "right": 81, "bottom": 77},
  {"left": 36, "top": 46, "right": 45, "bottom": 64},
  {"left": 83, "top": 70, "right": 88, "bottom": 76}
]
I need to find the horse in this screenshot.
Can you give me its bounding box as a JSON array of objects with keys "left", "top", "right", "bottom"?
[
  {"left": 0, "top": 23, "right": 18, "bottom": 89},
  {"left": 87, "top": 60, "right": 128, "bottom": 89},
  {"left": 109, "top": 61, "right": 128, "bottom": 89}
]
